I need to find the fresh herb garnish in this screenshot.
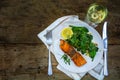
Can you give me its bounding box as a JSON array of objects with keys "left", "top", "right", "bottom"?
[
  {"left": 61, "top": 54, "right": 71, "bottom": 65},
  {"left": 66, "top": 25, "right": 98, "bottom": 60}
]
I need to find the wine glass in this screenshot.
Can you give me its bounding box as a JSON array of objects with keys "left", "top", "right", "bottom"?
[{"left": 85, "top": 3, "right": 108, "bottom": 28}]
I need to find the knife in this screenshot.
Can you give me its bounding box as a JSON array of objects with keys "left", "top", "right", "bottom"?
[{"left": 102, "top": 21, "right": 108, "bottom": 76}]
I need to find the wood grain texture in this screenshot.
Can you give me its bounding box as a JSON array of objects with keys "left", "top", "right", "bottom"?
[
  {"left": 0, "top": 0, "right": 120, "bottom": 80},
  {"left": 0, "top": 44, "right": 120, "bottom": 80},
  {"left": 0, "top": 0, "right": 119, "bottom": 44}
]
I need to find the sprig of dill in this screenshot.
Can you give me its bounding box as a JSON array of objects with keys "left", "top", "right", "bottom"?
[{"left": 61, "top": 54, "right": 71, "bottom": 65}]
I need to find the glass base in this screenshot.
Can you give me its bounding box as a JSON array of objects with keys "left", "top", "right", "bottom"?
[{"left": 84, "top": 17, "right": 98, "bottom": 28}]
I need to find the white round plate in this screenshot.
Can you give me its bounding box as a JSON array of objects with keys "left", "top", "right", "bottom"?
[{"left": 52, "top": 19, "right": 104, "bottom": 73}]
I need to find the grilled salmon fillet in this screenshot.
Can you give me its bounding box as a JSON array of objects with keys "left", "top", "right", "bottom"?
[{"left": 60, "top": 39, "right": 87, "bottom": 66}]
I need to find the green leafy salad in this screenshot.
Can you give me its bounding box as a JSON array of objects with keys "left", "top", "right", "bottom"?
[{"left": 65, "top": 25, "right": 98, "bottom": 60}]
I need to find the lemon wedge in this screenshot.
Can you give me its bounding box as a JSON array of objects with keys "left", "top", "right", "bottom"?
[{"left": 61, "top": 27, "right": 73, "bottom": 39}]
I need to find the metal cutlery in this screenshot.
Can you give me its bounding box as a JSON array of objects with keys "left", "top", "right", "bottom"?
[
  {"left": 45, "top": 16, "right": 75, "bottom": 76},
  {"left": 102, "top": 21, "right": 108, "bottom": 76},
  {"left": 46, "top": 30, "right": 53, "bottom": 76}
]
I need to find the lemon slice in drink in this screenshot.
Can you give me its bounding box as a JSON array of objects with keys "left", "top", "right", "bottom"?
[
  {"left": 61, "top": 27, "right": 73, "bottom": 40},
  {"left": 87, "top": 3, "right": 108, "bottom": 23}
]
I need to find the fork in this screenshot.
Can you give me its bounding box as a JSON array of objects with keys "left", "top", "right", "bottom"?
[{"left": 46, "top": 30, "right": 53, "bottom": 76}]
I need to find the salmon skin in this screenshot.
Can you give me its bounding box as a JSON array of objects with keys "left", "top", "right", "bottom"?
[{"left": 60, "top": 39, "right": 87, "bottom": 66}]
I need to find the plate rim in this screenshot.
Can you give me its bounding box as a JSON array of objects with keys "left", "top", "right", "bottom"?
[{"left": 52, "top": 20, "right": 104, "bottom": 73}]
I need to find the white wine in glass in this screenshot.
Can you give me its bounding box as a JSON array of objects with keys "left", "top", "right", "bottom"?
[{"left": 85, "top": 3, "right": 108, "bottom": 28}]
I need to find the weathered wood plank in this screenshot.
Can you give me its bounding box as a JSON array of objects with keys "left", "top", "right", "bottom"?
[
  {"left": 0, "top": 44, "right": 120, "bottom": 79},
  {"left": 0, "top": 0, "right": 120, "bottom": 44},
  {"left": 0, "top": 0, "right": 120, "bottom": 80}
]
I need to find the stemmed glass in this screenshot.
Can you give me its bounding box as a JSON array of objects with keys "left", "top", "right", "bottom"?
[{"left": 85, "top": 3, "right": 108, "bottom": 28}]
